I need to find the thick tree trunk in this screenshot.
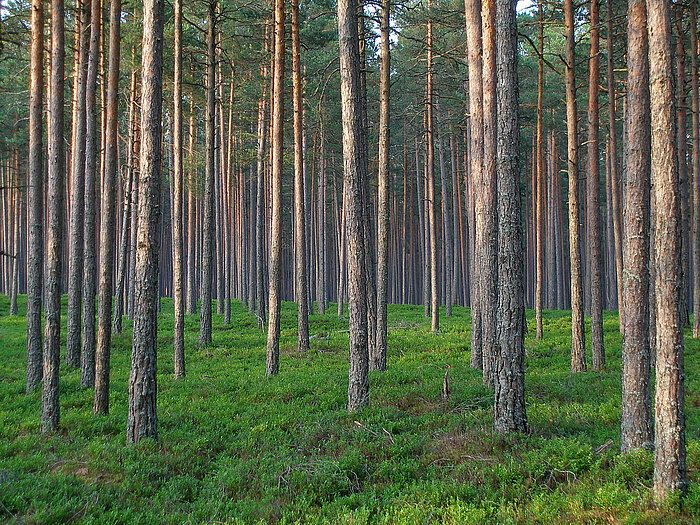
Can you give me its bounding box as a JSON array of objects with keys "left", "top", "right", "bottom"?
[
  {"left": 291, "top": 0, "right": 309, "bottom": 352},
  {"left": 66, "top": 0, "right": 89, "bottom": 369},
  {"left": 338, "top": 0, "right": 369, "bottom": 411},
  {"left": 26, "top": 0, "right": 43, "bottom": 392},
  {"left": 648, "top": 0, "right": 687, "bottom": 500},
  {"left": 42, "top": 0, "right": 65, "bottom": 433},
  {"left": 93, "top": 0, "right": 121, "bottom": 412},
  {"left": 494, "top": 0, "right": 526, "bottom": 434},
  {"left": 587, "top": 0, "right": 604, "bottom": 371},
  {"left": 373, "top": 0, "right": 390, "bottom": 371},
  {"left": 199, "top": 2, "right": 216, "bottom": 347},
  {"left": 172, "top": 0, "right": 185, "bottom": 377},
  {"left": 266, "top": 0, "right": 284, "bottom": 375},
  {"left": 127, "top": 0, "right": 164, "bottom": 443},
  {"left": 620, "top": 0, "right": 652, "bottom": 453},
  {"left": 565, "top": 0, "right": 586, "bottom": 372}
]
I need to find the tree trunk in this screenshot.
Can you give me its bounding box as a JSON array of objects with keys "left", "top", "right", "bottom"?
[
  {"left": 620, "top": 0, "right": 652, "bottom": 453},
  {"left": 187, "top": 108, "right": 197, "bottom": 315},
  {"left": 26, "top": 0, "right": 43, "bottom": 392},
  {"left": 93, "top": 0, "right": 121, "bottom": 412},
  {"left": 172, "top": 0, "right": 185, "bottom": 377},
  {"left": 42, "top": 0, "right": 65, "bottom": 433},
  {"left": 648, "top": 0, "right": 687, "bottom": 500},
  {"left": 79, "top": 0, "right": 101, "bottom": 388},
  {"left": 338, "top": 0, "right": 369, "bottom": 411},
  {"left": 464, "top": 0, "right": 483, "bottom": 368},
  {"left": 266, "top": 0, "right": 284, "bottom": 375},
  {"left": 480, "top": 0, "right": 497, "bottom": 385},
  {"left": 426, "top": 2, "right": 439, "bottom": 333},
  {"left": 199, "top": 2, "right": 215, "bottom": 347},
  {"left": 291, "top": 0, "right": 309, "bottom": 352},
  {"left": 535, "top": 0, "right": 545, "bottom": 339},
  {"left": 66, "top": 0, "right": 89, "bottom": 369},
  {"left": 373, "top": 0, "right": 390, "bottom": 371},
  {"left": 607, "top": 0, "right": 623, "bottom": 328},
  {"left": 565, "top": 0, "right": 586, "bottom": 372},
  {"left": 256, "top": 25, "right": 269, "bottom": 328},
  {"left": 691, "top": 3, "right": 700, "bottom": 338},
  {"left": 494, "top": 0, "right": 526, "bottom": 434},
  {"left": 587, "top": 0, "right": 604, "bottom": 371},
  {"left": 127, "top": 0, "right": 164, "bottom": 443}
]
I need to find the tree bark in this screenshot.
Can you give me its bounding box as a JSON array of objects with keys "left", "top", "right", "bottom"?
[
  {"left": 587, "top": 0, "right": 605, "bottom": 371},
  {"left": 172, "top": 0, "right": 185, "bottom": 377},
  {"left": 127, "top": 0, "right": 164, "bottom": 443},
  {"left": 648, "top": 0, "right": 687, "bottom": 500},
  {"left": 426, "top": 1, "right": 439, "bottom": 333},
  {"left": 266, "top": 0, "right": 284, "bottom": 375},
  {"left": 465, "top": 0, "right": 483, "bottom": 369},
  {"left": 494, "top": 0, "right": 526, "bottom": 434},
  {"left": 291, "top": 0, "right": 309, "bottom": 352},
  {"left": 691, "top": 3, "right": 700, "bottom": 338},
  {"left": 42, "top": 0, "right": 65, "bottom": 433},
  {"left": 373, "top": 0, "right": 390, "bottom": 372},
  {"left": 565, "top": 0, "right": 586, "bottom": 372},
  {"left": 620, "top": 0, "right": 652, "bottom": 453},
  {"left": 535, "top": 0, "right": 545, "bottom": 339},
  {"left": 338, "top": 0, "right": 369, "bottom": 411},
  {"left": 256, "top": 25, "right": 269, "bottom": 328},
  {"left": 93, "top": 0, "right": 121, "bottom": 412},
  {"left": 199, "top": 2, "right": 216, "bottom": 347},
  {"left": 66, "top": 0, "right": 89, "bottom": 369},
  {"left": 26, "top": 0, "right": 43, "bottom": 392}
]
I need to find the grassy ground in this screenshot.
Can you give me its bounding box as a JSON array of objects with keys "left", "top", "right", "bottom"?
[{"left": 0, "top": 295, "right": 699, "bottom": 524}]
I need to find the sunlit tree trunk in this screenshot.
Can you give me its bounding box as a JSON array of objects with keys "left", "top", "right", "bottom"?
[
  {"left": 426, "top": 0, "right": 438, "bottom": 333},
  {"left": 266, "top": 0, "right": 284, "bottom": 375},
  {"left": 620, "top": 0, "right": 652, "bottom": 453},
  {"left": 535, "top": 0, "right": 544, "bottom": 339},
  {"left": 648, "top": 0, "right": 687, "bottom": 500}
]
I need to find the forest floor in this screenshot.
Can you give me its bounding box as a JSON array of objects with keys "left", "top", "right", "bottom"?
[{"left": 0, "top": 296, "right": 699, "bottom": 524}]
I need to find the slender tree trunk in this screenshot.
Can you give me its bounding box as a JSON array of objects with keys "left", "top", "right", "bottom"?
[
  {"left": 338, "top": 0, "right": 369, "bottom": 411},
  {"left": 172, "top": 0, "right": 185, "bottom": 376},
  {"left": 535, "top": 0, "right": 545, "bottom": 339},
  {"left": 199, "top": 2, "right": 215, "bottom": 347},
  {"left": 607, "top": 0, "right": 623, "bottom": 329},
  {"left": 256, "top": 27, "right": 269, "bottom": 328},
  {"left": 648, "top": 0, "right": 687, "bottom": 500},
  {"left": 494, "top": 0, "right": 527, "bottom": 434},
  {"left": 566, "top": 0, "right": 586, "bottom": 372},
  {"left": 26, "top": 0, "right": 43, "bottom": 392},
  {"left": 291, "top": 0, "right": 309, "bottom": 352},
  {"left": 42, "top": 0, "right": 65, "bottom": 433},
  {"left": 127, "top": 0, "right": 164, "bottom": 443},
  {"left": 266, "top": 0, "right": 284, "bottom": 375},
  {"left": 93, "top": 0, "right": 121, "bottom": 412},
  {"left": 692, "top": 3, "right": 700, "bottom": 338},
  {"left": 437, "top": 99, "right": 453, "bottom": 319},
  {"left": 465, "top": 0, "right": 483, "bottom": 368},
  {"left": 187, "top": 109, "right": 197, "bottom": 315},
  {"left": 67, "top": 0, "right": 89, "bottom": 369},
  {"left": 373, "top": 0, "right": 390, "bottom": 371},
  {"left": 481, "top": 0, "right": 497, "bottom": 385},
  {"left": 676, "top": 9, "right": 690, "bottom": 327},
  {"left": 426, "top": 2, "right": 439, "bottom": 333},
  {"left": 587, "top": 0, "right": 605, "bottom": 371},
  {"left": 620, "top": 0, "right": 652, "bottom": 453},
  {"left": 113, "top": 68, "right": 137, "bottom": 334}
]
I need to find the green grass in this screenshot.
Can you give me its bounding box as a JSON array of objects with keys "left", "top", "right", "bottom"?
[{"left": 0, "top": 294, "right": 699, "bottom": 524}]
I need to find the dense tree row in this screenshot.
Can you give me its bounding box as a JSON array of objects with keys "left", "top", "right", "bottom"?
[{"left": 0, "top": 0, "right": 696, "bottom": 503}]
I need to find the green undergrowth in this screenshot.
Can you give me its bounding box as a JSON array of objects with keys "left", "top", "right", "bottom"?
[{"left": 0, "top": 295, "right": 698, "bottom": 524}]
